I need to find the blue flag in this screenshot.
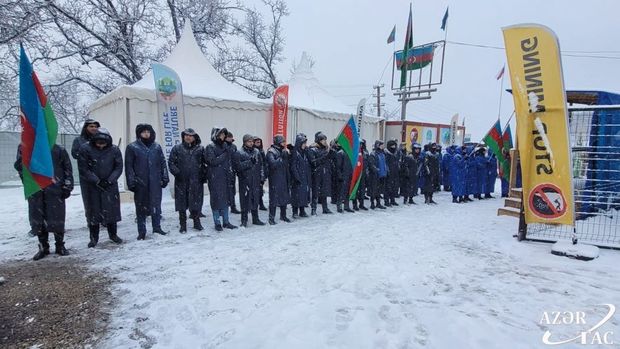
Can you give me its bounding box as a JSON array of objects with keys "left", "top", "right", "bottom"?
[{"left": 441, "top": 7, "right": 449, "bottom": 31}]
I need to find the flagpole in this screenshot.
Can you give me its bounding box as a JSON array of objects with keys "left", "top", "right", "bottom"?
[{"left": 497, "top": 67, "right": 505, "bottom": 120}]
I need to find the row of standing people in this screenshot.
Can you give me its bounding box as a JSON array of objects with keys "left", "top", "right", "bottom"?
[{"left": 17, "top": 117, "right": 489, "bottom": 260}]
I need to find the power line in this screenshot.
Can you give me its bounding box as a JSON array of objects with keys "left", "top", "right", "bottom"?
[{"left": 447, "top": 40, "right": 620, "bottom": 60}]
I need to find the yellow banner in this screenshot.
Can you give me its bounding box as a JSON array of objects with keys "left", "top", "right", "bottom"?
[
  {"left": 405, "top": 125, "right": 422, "bottom": 150},
  {"left": 502, "top": 24, "right": 574, "bottom": 225}
]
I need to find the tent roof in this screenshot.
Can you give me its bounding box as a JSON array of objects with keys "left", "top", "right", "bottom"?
[
  {"left": 130, "top": 23, "right": 261, "bottom": 103},
  {"left": 287, "top": 52, "right": 356, "bottom": 115}
]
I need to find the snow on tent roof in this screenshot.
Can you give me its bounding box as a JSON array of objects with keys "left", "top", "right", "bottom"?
[
  {"left": 287, "top": 52, "right": 355, "bottom": 115},
  {"left": 131, "top": 23, "right": 261, "bottom": 103}
]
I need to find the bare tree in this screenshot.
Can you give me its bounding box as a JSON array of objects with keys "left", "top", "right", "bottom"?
[{"left": 217, "top": 0, "right": 289, "bottom": 99}]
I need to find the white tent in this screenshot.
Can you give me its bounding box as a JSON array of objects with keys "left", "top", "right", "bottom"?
[{"left": 88, "top": 24, "right": 382, "bottom": 152}]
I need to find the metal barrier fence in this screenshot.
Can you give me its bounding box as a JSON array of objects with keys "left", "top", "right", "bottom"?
[
  {"left": 525, "top": 107, "right": 620, "bottom": 248},
  {"left": 0, "top": 131, "right": 79, "bottom": 185}
]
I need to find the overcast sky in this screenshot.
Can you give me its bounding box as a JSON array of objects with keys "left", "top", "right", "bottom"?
[{"left": 274, "top": 0, "right": 620, "bottom": 140}]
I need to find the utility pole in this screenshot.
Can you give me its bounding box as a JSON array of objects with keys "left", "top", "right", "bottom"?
[{"left": 372, "top": 84, "right": 385, "bottom": 117}]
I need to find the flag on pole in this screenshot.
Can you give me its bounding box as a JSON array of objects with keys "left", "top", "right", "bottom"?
[
  {"left": 495, "top": 65, "right": 505, "bottom": 80},
  {"left": 499, "top": 123, "right": 513, "bottom": 180},
  {"left": 387, "top": 25, "right": 396, "bottom": 44},
  {"left": 482, "top": 119, "right": 510, "bottom": 181},
  {"left": 400, "top": 4, "right": 413, "bottom": 89},
  {"left": 19, "top": 45, "right": 58, "bottom": 198},
  {"left": 441, "top": 7, "right": 449, "bottom": 31},
  {"left": 336, "top": 116, "right": 362, "bottom": 199}
]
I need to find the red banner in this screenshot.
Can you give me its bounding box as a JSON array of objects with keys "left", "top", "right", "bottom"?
[{"left": 272, "top": 85, "right": 289, "bottom": 141}]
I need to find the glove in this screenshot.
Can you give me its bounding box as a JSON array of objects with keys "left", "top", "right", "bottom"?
[
  {"left": 62, "top": 188, "right": 71, "bottom": 199},
  {"left": 96, "top": 180, "right": 110, "bottom": 191},
  {"left": 161, "top": 180, "right": 169, "bottom": 188}
]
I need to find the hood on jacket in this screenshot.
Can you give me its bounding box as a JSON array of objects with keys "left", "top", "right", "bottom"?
[
  {"left": 386, "top": 139, "right": 397, "bottom": 153},
  {"left": 273, "top": 134, "right": 286, "bottom": 146},
  {"left": 135, "top": 123, "right": 156, "bottom": 144},
  {"left": 314, "top": 131, "right": 327, "bottom": 144},
  {"left": 360, "top": 139, "right": 367, "bottom": 152},
  {"left": 181, "top": 128, "right": 201, "bottom": 146},
  {"left": 80, "top": 119, "right": 101, "bottom": 139},
  {"left": 373, "top": 140, "right": 384, "bottom": 150},
  {"left": 253, "top": 137, "right": 264, "bottom": 150},
  {"left": 294, "top": 133, "right": 308, "bottom": 149},
  {"left": 211, "top": 127, "right": 228, "bottom": 143},
  {"left": 90, "top": 127, "right": 113, "bottom": 148}
]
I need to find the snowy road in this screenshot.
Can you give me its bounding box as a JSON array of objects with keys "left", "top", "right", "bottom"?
[{"left": 1, "top": 187, "right": 618, "bottom": 348}]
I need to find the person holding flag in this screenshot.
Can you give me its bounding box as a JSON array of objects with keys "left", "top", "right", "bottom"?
[{"left": 16, "top": 45, "right": 74, "bottom": 260}]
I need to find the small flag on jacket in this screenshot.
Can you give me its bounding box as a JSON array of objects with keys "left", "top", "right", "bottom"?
[
  {"left": 387, "top": 25, "right": 396, "bottom": 44},
  {"left": 19, "top": 45, "right": 58, "bottom": 198},
  {"left": 496, "top": 65, "right": 505, "bottom": 80},
  {"left": 441, "top": 7, "right": 449, "bottom": 31}
]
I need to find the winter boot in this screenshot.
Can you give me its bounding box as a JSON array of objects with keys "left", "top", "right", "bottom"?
[
  {"left": 223, "top": 221, "right": 238, "bottom": 229},
  {"left": 292, "top": 206, "right": 299, "bottom": 219},
  {"left": 376, "top": 199, "right": 386, "bottom": 209},
  {"left": 230, "top": 205, "right": 241, "bottom": 214},
  {"left": 107, "top": 223, "right": 123, "bottom": 244},
  {"left": 33, "top": 241, "right": 50, "bottom": 261},
  {"left": 259, "top": 199, "right": 268, "bottom": 211},
  {"left": 391, "top": 198, "right": 399, "bottom": 206},
  {"left": 352, "top": 200, "right": 359, "bottom": 211},
  {"left": 321, "top": 200, "right": 333, "bottom": 214},
  {"left": 179, "top": 212, "right": 187, "bottom": 233},
  {"left": 370, "top": 199, "right": 376, "bottom": 210},
  {"left": 408, "top": 197, "right": 416, "bottom": 205},
  {"left": 485, "top": 193, "right": 493, "bottom": 199},
  {"left": 214, "top": 223, "right": 224, "bottom": 232},
  {"left": 88, "top": 224, "right": 100, "bottom": 248},
  {"left": 199, "top": 212, "right": 207, "bottom": 218},
  {"left": 359, "top": 199, "right": 368, "bottom": 210},
  {"left": 337, "top": 203, "right": 343, "bottom": 213},
  {"left": 252, "top": 210, "right": 266, "bottom": 225},
  {"left": 280, "top": 206, "right": 291, "bottom": 223},
  {"left": 193, "top": 217, "right": 204, "bottom": 231},
  {"left": 464, "top": 196, "right": 472, "bottom": 202},
  {"left": 153, "top": 227, "right": 168, "bottom": 235},
  {"left": 424, "top": 194, "right": 430, "bottom": 204},
  {"left": 54, "top": 233, "right": 69, "bottom": 256},
  {"left": 311, "top": 207, "right": 317, "bottom": 216},
  {"left": 452, "top": 196, "right": 458, "bottom": 203},
  {"left": 299, "top": 207, "right": 309, "bottom": 218},
  {"left": 344, "top": 201, "right": 354, "bottom": 213},
  {"left": 240, "top": 212, "right": 249, "bottom": 227},
  {"left": 429, "top": 194, "right": 437, "bottom": 204}
]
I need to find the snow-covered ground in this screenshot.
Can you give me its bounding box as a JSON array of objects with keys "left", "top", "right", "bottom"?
[{"left": 1, "top": 187, "right": 619, "bottom": 348}]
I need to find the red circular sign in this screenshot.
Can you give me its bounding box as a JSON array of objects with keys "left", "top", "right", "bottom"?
[{"left": 528, "top": 183, "right": 568, "bottom": 219}]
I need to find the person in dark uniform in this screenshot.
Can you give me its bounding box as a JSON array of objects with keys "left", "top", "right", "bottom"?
[
  {"left": 422, "top": 143, "right": 440, "bottom": 204},
  {"left": 253, "top": 137, "right": 268, "bottom": 211},
  {"left": 233, "top": 134, "right": 266, "bottom": 227},
  {"left": 15, "top": 144, "right": 73, "bottom": 260},
  {"left": 78, "top": 128, "right": 123, "bottom": 247},
  {"left": 204, "top": 127, "right": 238, "bottom": 231},
  {"left": 307, "top": 132, "right": 333, "bottom": 215},
  {"left": 125, "top": 124, "right": 169, "bottom": 239},
  {"left": 290, "top": 133, "right": 312, "bottom": 218},
  {"left": 168, "top": 128, "right": 206, "bottom": 233},
  {"left": 266, "top": 135, "right": 292, "bottom": 224}
]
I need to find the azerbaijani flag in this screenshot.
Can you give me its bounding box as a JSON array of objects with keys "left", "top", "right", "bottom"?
[
  {"left": 336, "top": 116, "right": 362, "bottom": 200},
  {"left": 400, "top": 4, "right": 413, "bottom": 88},
  {"left": 500, "top": 124, "right": 513, "bottom": 180},
  {"left": 19, "top": 45, "right": 58, "bottom": 198},
  {"left": 395, "top": 46, "right": 434, "bottom": 71},
  {"left": 482, "top": 119, "right": 508, "bottom": 179}
]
